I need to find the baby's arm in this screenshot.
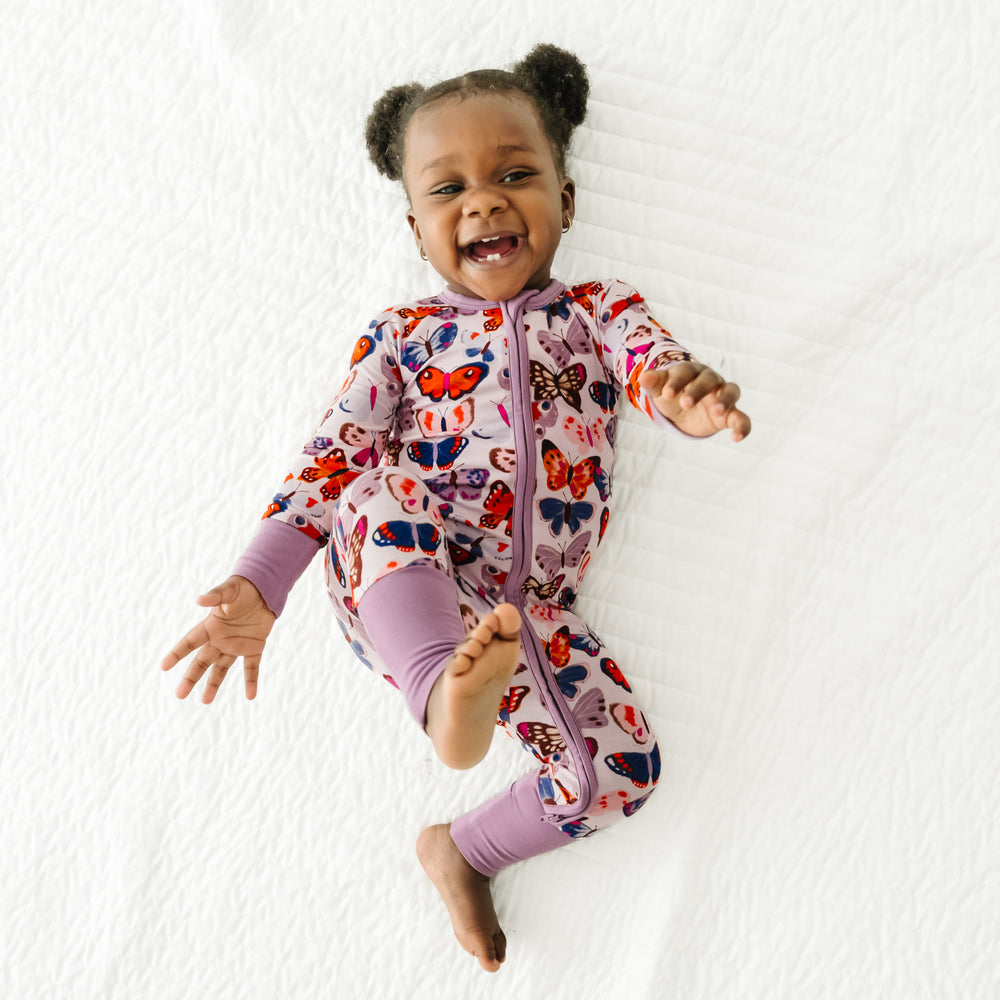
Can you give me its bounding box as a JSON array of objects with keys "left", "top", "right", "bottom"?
[
  {"left": 160, "top": 575, "right": 276, "bottom": 703},
  {"left": 639, "top": 363, "right": 751, "bottom": 441}
]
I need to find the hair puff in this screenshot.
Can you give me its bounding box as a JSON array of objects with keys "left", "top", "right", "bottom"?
[
  {"left": 365, "top": 82, "right": 424, "bottom": 180},
  {"left": 513, "top": 43, "right": 590, "bottom": 134}
]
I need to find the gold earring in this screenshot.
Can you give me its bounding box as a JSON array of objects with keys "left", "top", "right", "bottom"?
[
  {"left": 562, "top": 216, "right": 573, "bottom": 233},
  {"left": 419, "top": 246, "right": 428, "bottom": 261}
]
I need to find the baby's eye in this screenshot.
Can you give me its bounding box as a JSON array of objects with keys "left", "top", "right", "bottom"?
[
  {"left": 502, "top": 170, "right": 534, "bottom": 183},
  {"left": 431, "top": 183, "right": 462, "bottom": 196}
]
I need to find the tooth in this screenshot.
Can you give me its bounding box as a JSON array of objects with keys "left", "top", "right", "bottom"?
[{"left": 484, "top": 253, "right": 501, "bottom": 261}]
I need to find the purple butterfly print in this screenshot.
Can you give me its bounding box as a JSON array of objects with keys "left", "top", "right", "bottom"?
[
  {"left": 532, "top": 398, "right": 560, "bottom": 438},
  {"left": 537, "top": 315, "right": 593, "bottom": 367},
  {"left": 305, "top": 436, "right": 335, "bottom": 455},
  {"left": 569, "top": 687, "right": 608, "bottom": 729},
  {"left": 535, "top": 531, "right": 592, "bottom": 578},
  {"left": 426, "top": 468, "right": 490, "bottom": 501}
]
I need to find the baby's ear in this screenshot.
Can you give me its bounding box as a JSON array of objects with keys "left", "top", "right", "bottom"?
[
  {"left": 406, "top": 209, "right": 423, "bottom": 252},
  {"left": 561, "top": 177, "right": 576, "bottom": 220}
]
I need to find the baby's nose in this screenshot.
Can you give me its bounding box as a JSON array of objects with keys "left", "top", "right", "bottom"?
[{"left": 462, "top": 184, "right": 508, "bottom": 217}]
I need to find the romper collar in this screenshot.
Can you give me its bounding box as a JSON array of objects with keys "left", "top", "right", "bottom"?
[{"left": 438, "top": 278, "right": 567, "bottom": 313}]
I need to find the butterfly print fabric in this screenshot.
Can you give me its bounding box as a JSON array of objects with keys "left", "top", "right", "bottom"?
[{"left": 245, "top": 279, "right": 697, "bottom": 872}]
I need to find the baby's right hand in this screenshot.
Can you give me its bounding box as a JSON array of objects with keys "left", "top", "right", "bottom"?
[{"left": 160, "top": 575, "right": 276, "bottom": 703}]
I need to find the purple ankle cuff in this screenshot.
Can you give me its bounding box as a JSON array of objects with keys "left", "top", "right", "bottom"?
[
  {"left": 357, "top": 564, "right": 466, "bottom": 728},
  {"left": 450, "top": 773, "right": 571, "bottom": 877}
]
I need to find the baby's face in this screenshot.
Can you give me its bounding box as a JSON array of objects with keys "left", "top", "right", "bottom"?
[{"left": 403, "top": 91, "right": 574, "bottom": 302}]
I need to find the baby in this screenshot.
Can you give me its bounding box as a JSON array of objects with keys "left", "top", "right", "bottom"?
[{"left": 161, "top": 44, "right": 750, "bottom": 973}]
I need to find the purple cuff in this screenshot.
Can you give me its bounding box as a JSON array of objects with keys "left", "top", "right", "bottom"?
[
  {"left": 450, "top": 773, "right": 571, "bottom": 876},
  {"left": 231, "top": 518, "right": 321, "bottom": 617},
  {"left": 357, "top": 564, "right": 466, "bottom": 728}
]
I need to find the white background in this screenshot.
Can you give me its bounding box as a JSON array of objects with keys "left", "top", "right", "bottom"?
[{"left": 3, "top": 1, "right": 998, "bottom": 997}]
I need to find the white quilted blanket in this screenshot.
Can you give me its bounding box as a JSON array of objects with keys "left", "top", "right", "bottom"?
[{"left": 4, "top": 1, "right": 998, "bottom": 997}]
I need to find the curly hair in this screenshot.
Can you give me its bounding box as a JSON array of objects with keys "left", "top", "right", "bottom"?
[{"left": 364, "top": 43, "right": 589, "bottom": 184}]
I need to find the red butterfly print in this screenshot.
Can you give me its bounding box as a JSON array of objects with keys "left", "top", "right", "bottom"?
[
  {"left": 599, "top": 506, "right": 610, "bottom": 543},
  {"left": 479, "top": 481, "right": 514, "bottom": 536},
  {"left": 417, "top": 363, "right": 488, "bottom": 402},
  {"left": 567, "top": 280, "right": 604, "bottom": 317},
  {"left": 397, "top": 305, "right": 457, "bottom": 339},
  {"left": 297, "top": 447, "right": 359, "bottom": 502},
  {"left": 601, "top": 291, "right": 644, "bottom": 325},
  {"left": 498, "top": 684, "right": 529, "bottom": 720},
  {"left": 600, "top": 656, "right": 632, "bottom": 692},
  {"left": 546, "top": 625, "right": 572, "bottom": 669},
  {"left": 541, "top": 439, "right": 608, "bottom": 501},
  {"left": 351, "top": 335, "right": 375, "bottom": 367},
  {"left": 416, "top": 398, "right": 475, "bottom": 436},
  {"left": 485, "top": 307, "right": 503, "bottom": 332}
]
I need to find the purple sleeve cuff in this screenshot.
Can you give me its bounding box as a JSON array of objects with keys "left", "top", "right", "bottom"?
[{"left": 232, "top": 518, "right": 321, "bottom": 617}]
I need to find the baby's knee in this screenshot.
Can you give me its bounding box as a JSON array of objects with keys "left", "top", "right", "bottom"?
[{"left": 584, "top": 730, "right": 662, "bottom": 826}]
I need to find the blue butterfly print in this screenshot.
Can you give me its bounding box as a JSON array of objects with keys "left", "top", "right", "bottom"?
[
  {"left": 588, "top": 380, "right": 618, "bottom": 413},
  {"left": 546, "top": 299, "right": 572, "bottom": 322},
  {"left": 558, "top": 820, "right": 598, "bottom": 839},
  {"left": 401, "top": 321, "right": 458, "bottom": 372},
  {"left": 623, "top": 793, "right": 651, "bottom": 817},
  {"left": 567, "top": 630, "right": 600, "bottom": 657},
  {"left": 605, "top": 744, "right": 661, "bottom": 788},
  {"left": 538, "top": 497, "right": 594, "bottom": 536},
  {"left": 406, "top": 436, "right": 468, "bottom": 471},
  {"left": 554, "top": 663, "right": 589, "bottom": 698},
  {"left": 372, "top": 520, "right": 441, "bottom": 554}
]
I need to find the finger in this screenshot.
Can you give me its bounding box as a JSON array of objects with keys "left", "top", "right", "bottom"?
[
  {"left": 176, "top": 645, "right": 218, "bottom": 699},
  {"left": 728, "top": 407, "right": 752, "bottom": 441},
  {"left": 201, "top": 654, "right": 236, "bottom": 705},
  {"left": 244, "top": 655, "right": 261, "bottom": 701},
  {"left": 160, "top": 622, "right": 210, "bottom": 672},
  {"left": 659, "top": 362, "right": 702, "bottom": 399},
  {"left": 676, "top": 368, "right": 726, "bottom": 408}
]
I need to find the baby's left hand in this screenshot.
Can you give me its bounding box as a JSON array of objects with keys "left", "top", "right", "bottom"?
[{"left": 639, "top": 362, "right": 751, "bottom": 441}]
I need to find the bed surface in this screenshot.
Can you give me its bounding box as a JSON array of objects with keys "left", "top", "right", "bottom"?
[{"left": 4, "top": 1, "right": 999, "bottom": 997}]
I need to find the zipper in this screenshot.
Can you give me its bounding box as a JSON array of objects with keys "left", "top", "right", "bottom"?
[{"left": 500, "top": 294, "right": 597, "bottom": 827}]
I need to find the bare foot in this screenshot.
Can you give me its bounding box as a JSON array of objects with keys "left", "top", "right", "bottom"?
[
  {"left": 417, "top": 823, "right": 506, "bottom": 972},
  {"left": 425, "top": 602, "right": 521, "bottom": 770}
]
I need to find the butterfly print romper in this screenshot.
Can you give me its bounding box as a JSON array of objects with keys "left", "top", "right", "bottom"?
[{"left": 233, "top": 279, "right": 697, "bottom": 876}]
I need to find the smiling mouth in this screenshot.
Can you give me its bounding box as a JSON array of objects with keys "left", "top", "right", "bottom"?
[{"left": 464, "top": 235, "right": 522, "bottom": 263}]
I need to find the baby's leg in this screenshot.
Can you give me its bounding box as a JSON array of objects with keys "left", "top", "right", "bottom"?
[
  {"left": 334, "top": 469, "right": 521, "bottom": 968},
  {"left": 334, "top": 468, "right": 518, "bottom": 752},
  {"left": 450, "top": 614, "right": 661, "bottom": 875}
]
